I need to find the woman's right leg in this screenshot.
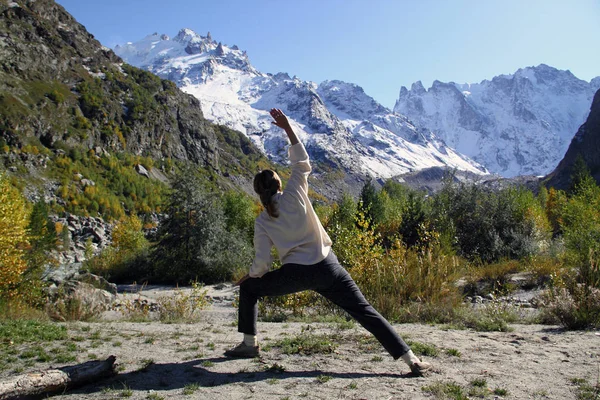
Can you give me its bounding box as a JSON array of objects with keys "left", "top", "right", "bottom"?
[{"left": 238, "top": 261, "right": 335, "bottom": 335}]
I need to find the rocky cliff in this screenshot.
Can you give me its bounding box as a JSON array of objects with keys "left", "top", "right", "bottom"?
[{"left": 545, "top": 89, "right": 600, "bottom": 189}]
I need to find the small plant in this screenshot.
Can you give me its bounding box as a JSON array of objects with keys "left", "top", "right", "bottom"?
[
  {"left": 406, "top": 340, "right": 439, "bottom": 357},
  {"left": 422, "top": 381, "right": 468, "bottom": 400},
  {"left": 157, "top": 282, "right": 211, "bottom": 323},
  {"left": 494, "top": 387, "right": 509, "bottom": 396},
  {"left": 272, "top": 333, "right": 338, "bottom": 355},
  {"left": 470, "top": 378, "right": 487, "bottom": 387},
  {"left": 146, "top": 393, "right": 165, "bottom": 400},
  {"left": 119, "top": 383, "right": 133, "bottom": 397},
  {"left": 206, "top": 342, "right": 215, "bottom": 350},
  {"left": 347, "top": 381, "right": 358, "bottom": 389},
  {"left": 571, "top": 376, "right": 600, "bottom": 400},
  {"left": 264, "top": 363, "right": 286, "bottom": 373},
  {"left": 182, "top": 383, "right": 200, "bottom": 395},
  {"left": 201, "top": 360, "right": 214, "bottom": 367},
  {"left": 316, "top": 375, "right": 332, "bottom": 383},
  {"left": 140, "top": 358, "right": 154, "bottom": 371},
  {"left": 371, "top": 355, "right": 383, "bottom": 362},
  {"left": 446, "top": 348, "right": 462, "bottom": 357}
]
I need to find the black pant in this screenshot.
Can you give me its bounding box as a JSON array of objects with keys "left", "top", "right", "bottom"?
[{"left": 238, "top": 251, "right": 411, "bottom": 359}]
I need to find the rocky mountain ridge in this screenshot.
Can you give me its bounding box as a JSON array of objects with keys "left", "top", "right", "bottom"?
[
  {"left": 394, "top": 64, "right": 600, "bottom": 177},
  {"left": 115, "top": 29, "right": 488, "bottom": 181}
]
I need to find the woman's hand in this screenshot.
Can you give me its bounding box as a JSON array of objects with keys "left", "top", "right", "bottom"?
[
  {"left": 270, "top": 108, "right": 292, "bottom": 131},
  {"left": 270, "top": 108, "right": 299, "bottom": 145}
]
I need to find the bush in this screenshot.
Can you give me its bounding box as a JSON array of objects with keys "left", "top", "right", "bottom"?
[
  {"left": 431, "top": 181, "right": 551, "bottom": 263},
  {"left": 156, "top": 282, "right": 210, "bottom": 323},
  {"left": 151, "top": 167, "right": 252, "bottom": 283},
  {"left": 539, "top": 284, "right": 600, "bottom": 329},
  {"left": 0, "top": 175, "right": 30, "bottom": 301},
  {"left": 86, "top": 215, "right": 150, "bottom": 282}
]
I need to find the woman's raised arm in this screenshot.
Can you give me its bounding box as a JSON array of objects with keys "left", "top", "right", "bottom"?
[{"left": 270, "top": 108, "right": 299, "bottom": 145}]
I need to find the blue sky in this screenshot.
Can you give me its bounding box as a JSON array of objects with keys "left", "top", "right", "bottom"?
[{"left": 56, "top": 0, "right": 600, "bottom": 108}]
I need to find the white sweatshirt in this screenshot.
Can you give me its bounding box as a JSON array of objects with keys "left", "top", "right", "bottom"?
[{"left": 249, "top": 142, "right": 333, "bottom": 278}]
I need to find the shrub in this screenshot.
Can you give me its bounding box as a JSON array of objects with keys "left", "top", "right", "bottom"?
[
  {"left": 151, "top": 167, "right": 252, "bottom": 283},
  {"left": 0, "top": 175, "right": 30, "bottom": 301},
  {"left": 431, "top": 181, "right": 551, "bottom": 263},
  {"left": 86, "top": 214, "right": 150, "bottom": 282},
  {"left": 539, "top": 283, "right": 600, "bottom": 329},
  {"left": 156, "top": 282, "right": 210, "bottom": 323},
  {"left": 46, "top": 291, "right": 104, "bottom": 322}
]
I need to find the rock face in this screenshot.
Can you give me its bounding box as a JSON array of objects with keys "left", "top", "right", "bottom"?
[
  {"left": 394, "top": 65, "right": 600, "bottom": 177},
  {"left": 545, "top": 89, "right": 600, "bottom": 189}
]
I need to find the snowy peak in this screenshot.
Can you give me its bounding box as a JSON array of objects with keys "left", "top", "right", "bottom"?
[
  {"left": 173, "top": 28, "right": 215, "bottom": 54},
  {"left": 317, "top": 80, "right": 388, "bottom": 121},
  {"left": 114, "top": 28, "right": 253, "bottom": 82},
  {"left": 116, "top": 29, "right": 488, "bottom": 179},
  {"left": 394, "top": 64, "right": 600, "bottom": 177}
]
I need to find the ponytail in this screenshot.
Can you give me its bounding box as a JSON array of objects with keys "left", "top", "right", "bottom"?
[{"left": 254, "top": 170, "right": 281, "bottom": 218}]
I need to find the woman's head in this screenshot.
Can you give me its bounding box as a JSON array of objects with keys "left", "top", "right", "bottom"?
[{"left": 254, "top": 169, "right": 281, "bottom": 218}]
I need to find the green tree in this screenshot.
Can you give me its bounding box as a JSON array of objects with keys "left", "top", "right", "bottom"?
[
  {"left": 152, "top": 167, "right": 252, "bottom": 283},
  {"left": 222, "top": 190, "right": 255, "bottom": 242},
  {"left": 569, "top": 155, "right": 595, "bottom": 196}
]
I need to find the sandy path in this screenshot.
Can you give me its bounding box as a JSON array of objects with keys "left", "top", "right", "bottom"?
[
  {"left": 5, "top": 285, "right": 600, "bottom": 399},
  {"left": 46, "top": 289, "right": 599, "bottom": 400}
]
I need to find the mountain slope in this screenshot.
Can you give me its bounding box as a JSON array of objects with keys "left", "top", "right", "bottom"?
[
  {"left": 0, "top": 0, "right": 266, "bottom": 180},
  {"left": 394, "top": 65, "right": 600, "bottom": 177},
  {"left": 115, "top": 30, "right": 487, "bottom": 180},
  {"left": 545, "top": 89, "right": 600, "bottom": 189}
]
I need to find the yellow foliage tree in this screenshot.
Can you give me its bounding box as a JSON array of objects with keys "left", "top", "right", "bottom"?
[{"left": 0, "top": 175, "right": 30, "bottom": 299}]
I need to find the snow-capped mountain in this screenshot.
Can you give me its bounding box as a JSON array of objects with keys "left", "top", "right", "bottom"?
[
  {"left": 115, "top": 29, "right": 487, "bottom": 179},
  {"left": 394, "top": 65, "right": 600, "bottom": 177}
]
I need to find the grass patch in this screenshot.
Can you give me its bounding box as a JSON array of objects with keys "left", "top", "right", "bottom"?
[
  {"left": 316, "top": 375, "right": 332, "bottom": 383},
  {"left": 406, "top": 340, "right": 440, "bottom": 357},
  {"left": 272, "top": 334, "right": 338, "bottom": 355},
  {"left": 264, "top": 363, "right": 286, "bottom": 373},
  {"left": 182, "top": 383, "right": 200, "bottom": 395},
  {"left": 422, "top": 380, "right": 468, "bottom": 400},
  {"left": 571, "top": 377, "right": 600, "bottom": 400},
  {"left": 0, "top": 320, "right": 67, "bottom": 344},
  {"left": 445, "top": 348, "right": 462, "bottom": 357}
]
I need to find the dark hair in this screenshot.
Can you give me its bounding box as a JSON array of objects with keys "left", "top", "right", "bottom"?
[{"left": 254, "top": 170, "right": 281, "bottom": 218}]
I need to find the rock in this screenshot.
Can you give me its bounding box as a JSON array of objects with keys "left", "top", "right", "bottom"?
[
  {"left": 80, "top": 178, "right": 95, "bottom": 187},
  {"left": 78, "top": 272, "right": 118, "bottom": 294},
  {"left": 135, "top": 164, "right": 150, "bottom": 178},
  {"left": 47, "top": 279, "right": 116, "bottom": 316},
  {"left": 44, "top": 262, "right": 82, "bottom": 284}
]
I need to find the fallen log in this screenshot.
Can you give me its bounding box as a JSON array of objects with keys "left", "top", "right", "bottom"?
[{"left": 0, "top": 355, "right": 116, "bottom": 400}]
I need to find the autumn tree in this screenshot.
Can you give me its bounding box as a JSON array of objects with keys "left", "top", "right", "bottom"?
[{"left": 0, "top": 175, "right": 30, "bottom": 300}]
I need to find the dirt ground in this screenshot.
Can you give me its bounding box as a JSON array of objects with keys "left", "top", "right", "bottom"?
[{"left": 7, "top": 285, "right": 600, "bottom": 399}]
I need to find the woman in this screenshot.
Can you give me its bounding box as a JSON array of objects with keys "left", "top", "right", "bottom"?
[{"left": 225, "top": 108, "right": 432, "bottom": 375}]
